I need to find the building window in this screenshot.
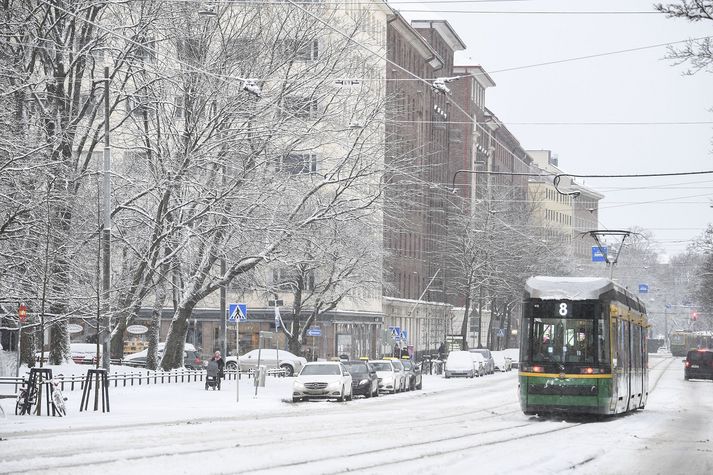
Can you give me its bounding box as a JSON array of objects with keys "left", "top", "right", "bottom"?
[
  {"left": 126, "top": 94, "right": 155, "bottom": 118},
  {"left": 174, "top": 95, "right": 184, "bottom": 119},
  {"left": 280, "top": 153, "right": 318, "bottom": 175},
  {"left": 283, "top": 96, "right": 319, "bottom": 119}
]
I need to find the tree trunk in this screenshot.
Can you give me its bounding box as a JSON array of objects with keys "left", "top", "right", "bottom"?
[
  {"left": 146, "top": 281, "right": 167, "bottom": 370},
  {"left": 160, "top": 300, "right": 196, "bottom": 370},
  {"left": 460, "top": 294, "right": 471, "bottom": 351},
  {"left": 20, "top": 324, "right": 35, "bottom": 368}
]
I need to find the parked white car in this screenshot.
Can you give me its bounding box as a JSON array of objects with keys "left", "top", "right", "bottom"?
[
  {"left": 370, "top": 359, "right": 403, "bottom": 394},
  {"left": 444, "top": 351, "right": 477, "bottom": 378},
  {"left": 225, "top": 349, "right": 307, "bottom": 377},
  {"left": 491, "top": 350, "right": 513, "bottom": 372},
  {"left": 292, "top": 361, "right": 353, "bottom": 402},
  {"left": 502, "top": 348, "right": 520, "bottom": 369}
]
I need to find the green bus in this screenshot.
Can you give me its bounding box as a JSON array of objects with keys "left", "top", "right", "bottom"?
[{"left": 519, "top": 276, "right": 648, "bottom": 416}]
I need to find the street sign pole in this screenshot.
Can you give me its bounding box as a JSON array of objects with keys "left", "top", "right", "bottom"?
[{"left": 228, "top": 303, "right": 247, "bottom": 403}]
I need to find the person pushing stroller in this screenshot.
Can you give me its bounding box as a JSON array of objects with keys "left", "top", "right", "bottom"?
[{"left": 205, "top": 351, "right": 225, "bottom": 390}]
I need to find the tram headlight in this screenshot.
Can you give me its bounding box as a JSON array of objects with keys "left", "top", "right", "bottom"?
[{"left": 579, "top": 367, "right": 606, "bottom": 374}]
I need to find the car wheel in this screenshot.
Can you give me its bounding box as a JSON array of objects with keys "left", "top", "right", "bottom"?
[
  {"left": 417, "top": 381, "right": 422, "bottom": 390},
  {"left": 280, "top": 364, "right": 294, "bottom": 377},
  {"left": 205, "top": 382, "right": 208, "bottom": 390},
  {"left": 338, "top": 387, "right": 346, "bottom": 402},
  {"left": 226, "top": 361, "right": 238, "bottom": 371},
  {"left": 373, "top": 387, "right": 379, "bottom": 397},
  {"left": 347, "top": 390, "right": 353, "bottom": 401}
]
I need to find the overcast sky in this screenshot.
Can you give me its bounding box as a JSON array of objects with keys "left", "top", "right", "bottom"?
[{"left": 398, "top": 0, "right": 713, "bottom": 259}]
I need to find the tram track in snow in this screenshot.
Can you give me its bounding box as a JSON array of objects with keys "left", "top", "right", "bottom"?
[
  {"left": 4, "top": 361, "right": 677, "bottom": 474},
  {"left": 1, "top": 379, "right": 523, "bottom": 474},
  {"left": 266, "top": 358, "right": 681, "bottom": 474}
]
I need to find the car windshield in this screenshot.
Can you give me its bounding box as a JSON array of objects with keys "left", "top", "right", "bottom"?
[
  {"left": 344, "top": 363, "right": 368, "bottom": 374},
  {"left": 300, "top": 364, "right": 341, "bottom": 375},
  {"left": 401, "top": 361, "right": 413, "bottom": 370},
  {"left": 447, "top": 352, "right": 472, "bottom": 363},
  {"left": 529, "top": 318, "right": 597, "bottom": 364},
  {"left": 371, "top": 362, "right": 392, "bottom": 371}
]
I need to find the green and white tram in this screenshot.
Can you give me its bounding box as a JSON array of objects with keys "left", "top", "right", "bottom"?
[{"left": 519, "top": 276, "right": 649, "bottom": 416}]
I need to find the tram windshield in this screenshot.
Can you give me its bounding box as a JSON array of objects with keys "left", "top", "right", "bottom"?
[{"left": 529, "top": 318, "right": 599, "bottom": 364}]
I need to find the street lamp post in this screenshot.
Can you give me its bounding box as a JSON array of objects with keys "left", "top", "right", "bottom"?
[{"left": 101, "top": 64, "right": 112, "bottom": 370}]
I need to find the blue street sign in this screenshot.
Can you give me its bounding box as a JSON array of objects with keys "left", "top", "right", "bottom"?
[
  {"left": 388, "top": 326, "right": 400, "bottom": 337},
  {"left": 497, "top": 328, "right": 505, "bottom": 338},
  {"left": 592, "top": 246, "right": 607, "bottom": 262},
  {"left": 307, "top": 326, "right": 321, "bottom": 337},
  {"left": 639, "top": 284, "right": 649, "bottom": 294},
  {"left": 401, "top": 330, "right": 408, "bottom": 342},
  {"left": 228, "top": 303, "right": 247, "bottom": 322}
]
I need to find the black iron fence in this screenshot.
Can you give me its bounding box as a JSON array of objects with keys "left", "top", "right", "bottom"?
[{"left": 0, "top": 367, "right": 286, "bottom": 394}]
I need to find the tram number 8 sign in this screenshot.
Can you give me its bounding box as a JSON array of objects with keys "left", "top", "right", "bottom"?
[{"left": 557, "top": 302, "right": 569, "bottom": 317}]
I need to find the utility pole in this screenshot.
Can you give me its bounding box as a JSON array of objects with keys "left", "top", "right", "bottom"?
[{"left": 101, "top": 64, "right": 112, "bottom": 370}]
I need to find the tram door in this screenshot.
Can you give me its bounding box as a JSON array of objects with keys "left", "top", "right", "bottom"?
[{"left": 613, "top": 317, "right": 631, "bottom": 413}]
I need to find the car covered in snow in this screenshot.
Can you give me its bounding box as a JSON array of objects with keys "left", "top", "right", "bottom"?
[
  {"left": 491, "top": 350, "right": 513, "bottom": 372},
  {"left": 224, "top": 349, "right": 306, "bottom": 377},
  {"left": 292, "top": 361, "right": 353, "bottom": 402},
  {"left": 468, "top": 348, "right": 495, "bottom": 374},
  {"left": 444, "top": 351, "right": 478, "bottom": 378},
  {"left": 502, "top": 348, "right": 520, "bottom": 369}
]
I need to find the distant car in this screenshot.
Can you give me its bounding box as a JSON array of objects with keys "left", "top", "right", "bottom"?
[
  {"left": 470, "top": 352, "right": 486, "bottom": 377},
  {"left": 370, "top": 359, "right": 401, "bottom": 394},
  {"left": 401, "top": 359, "right": 422, "bottom": 390},
  {"left": 224, "top": 349, "right": 307, "bottom": 377},
  {"left": 468, "top": 348, "right": 494, "bottom": 374},
  {"left": 502, "top": 348, "right": 520, "bottom": 369},
  {"left": 343, "top": 360, "right": 379, "bottom": 398},
  {"left": 387, "top": 358, "right": 409, "bottom": 391},
  {"left": 292, "top": 361, "right": 353, "bottom": 402},
  {"left": 684, "top": 349, "right": 713, "bottom": 381},
  {"left": 123, "top": 343, "right": 202, "bottom": 370},
  {"left": 491, "top": 350, "right": 513, "bottom": 372},
  {"left": 444, "top": 351, "right": 477, "bottom": 378},
  {"left": 70, "top": 343, "right": 101, "bottom": 365}
]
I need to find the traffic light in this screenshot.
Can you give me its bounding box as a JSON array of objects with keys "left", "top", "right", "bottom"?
[
  {"left": 18, "top": 303, "right": 27, "bottom": 322},
  {"left": 691, "top": 311, "right": 698, "bottom": 321}
]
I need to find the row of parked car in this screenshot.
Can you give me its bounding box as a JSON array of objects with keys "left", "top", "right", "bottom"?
[
  {"left": 292, "top": 358, "right": 423, "bottom": 402},
  {"left": 444, "top": 348, "right": 518, "bottom": 378}
]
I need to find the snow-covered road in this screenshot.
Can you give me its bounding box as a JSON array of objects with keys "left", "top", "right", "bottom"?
[{"left": 1, "top": 354, "right": 711, "bottom": 474}]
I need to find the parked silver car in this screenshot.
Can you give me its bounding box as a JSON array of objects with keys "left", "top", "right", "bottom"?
[{"left": 225, "top": 349, "right": 307, "bottom": 377}]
